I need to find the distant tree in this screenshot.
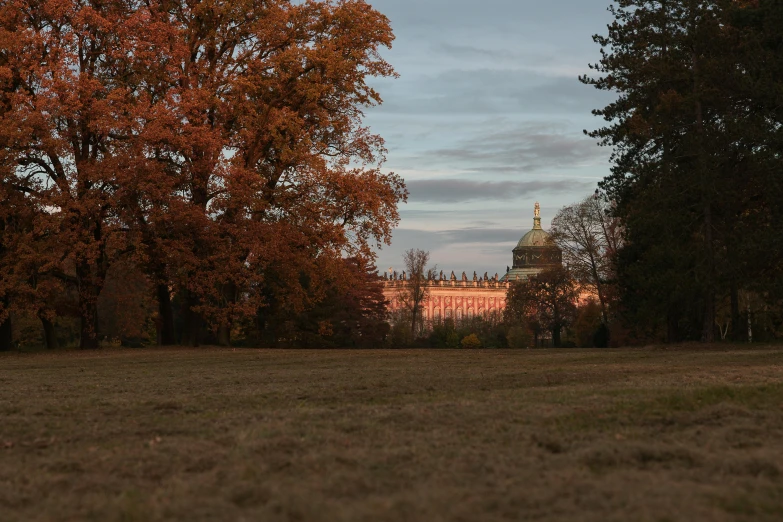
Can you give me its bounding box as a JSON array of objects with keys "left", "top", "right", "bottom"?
[
  {"left": 398, "top": 249, "right": 435, "bottom": 337},
  {"left": 505, "top": 267, "right": 579, "bottom": 348},
  {"left": 550, "top": 194, "right": 622, "bottom": 324}
]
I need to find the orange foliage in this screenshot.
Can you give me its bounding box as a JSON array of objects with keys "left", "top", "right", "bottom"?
[{"left": 0, "top": 0, "right": 404, "bottom": 347}]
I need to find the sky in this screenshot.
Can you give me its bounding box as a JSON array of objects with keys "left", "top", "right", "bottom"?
[{"left": 364, "top": 0, "right": 617, "bottom": 277}]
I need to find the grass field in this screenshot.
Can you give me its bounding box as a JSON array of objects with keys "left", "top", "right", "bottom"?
[{"left": 1, "top": 347, "right": 783, "bottom": 522}]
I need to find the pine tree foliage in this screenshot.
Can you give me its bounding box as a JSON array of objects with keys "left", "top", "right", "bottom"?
[{"left": 583, "top": 0, "right": 783, "bottom": 342}]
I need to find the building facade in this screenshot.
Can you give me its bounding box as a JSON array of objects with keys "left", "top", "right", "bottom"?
[{"left": 383, "top": 203, "right": 560, "bottom": 325}]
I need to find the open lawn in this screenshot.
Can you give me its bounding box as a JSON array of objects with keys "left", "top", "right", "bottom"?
[{"left": 1, "top": 347, "right": 783, "bottom": 522}]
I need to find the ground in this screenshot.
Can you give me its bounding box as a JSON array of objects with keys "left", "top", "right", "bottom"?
[{"left": 1, "top": 347, "right": 782, "bottom": 522}]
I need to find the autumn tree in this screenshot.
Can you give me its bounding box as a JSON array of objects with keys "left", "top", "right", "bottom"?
[
  {"left": 0, "top": 0, "right": 405, "bottom": 348},
  {"left": 505, "top": 266, "right": 578, "bottom": 348},
  {"left": 0, "top": 0, "right": 161, "bottom": 348},
  {"left": 122, "top": 0, "right": 404, "bottom": 346}
]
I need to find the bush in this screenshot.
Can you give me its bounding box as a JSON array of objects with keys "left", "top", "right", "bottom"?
[
  {"left": 574, "top": 299, "right": 602, "bottom": 347},
  {"left": 506, "top": 326, "right": 531, "bottom": 349},
  {"left": 387, "top": 320, "right": 414, "bottom": 348},
  {"left": 461, "top": 333, "right": 482, "bottom": 349},
  {"left": 446, "top": 330, "right": 461, "bottom": 348}
]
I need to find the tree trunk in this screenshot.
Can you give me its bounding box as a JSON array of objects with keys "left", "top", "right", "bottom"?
[
  {"left": 181, "top": 292, "right": 201, "bottom": 347},
  {"left": 77, "top": 266, "right": 101, "bottom": 349},
  {"left": 730, "top": 283, "right": 741, "bottom": 342},
  {"left": 216, "top": 282, "right": 237, "bottom": 347},
  {"left": 700, "top": 196, "right": 716, "bottom": 342},
  {"left": 667, "top": 309, "right": 679, "bottom": 344},
  {"left": 79, "top": 304, "right": 100, "bottom": 349},
  {"left": 40, "top": 314, "right": 59, "bottom": 350},
  {"left": 0, "top": 222, "right": 10, "bottom": 351},
  {"left": 0, "top": 305, "right": 11, "bottom": 352},
  {"left": 691, "top": 9, "right": 715, "bottom": 343},
  {"left": 552, "top": 326, "right": 561, "bottom": 348},
  {"left": 217, "top": 324, "right": 230, "bottom": 347},
  {"left": 156, "top": 283, "right": 176, "bottom": 346},
  {"left": 411, "top": 302, "right": 417, "bottom": 338}
]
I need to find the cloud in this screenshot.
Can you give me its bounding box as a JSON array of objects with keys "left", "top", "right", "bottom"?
[
  {"left": 391, "top": 120, "right": 609, "bottom": 176},
  {"left": 437, "top": 227, "right": 521, "bottom": 244},
  {"left": 406, "top": 179, "right": 595, "bottom": 203},
  {"left": 374, "top": 69, "right": 613, "bottom": 116},
  {"left": 437, "top": 129, "right": 604, "bottom": 172}
]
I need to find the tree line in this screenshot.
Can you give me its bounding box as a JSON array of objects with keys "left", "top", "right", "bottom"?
[
  {"left": 3, "top": 0, "right": 781, "bottom": 350},
  {"left": 0, "top": 0, "right": 404, "bottom": 350}
]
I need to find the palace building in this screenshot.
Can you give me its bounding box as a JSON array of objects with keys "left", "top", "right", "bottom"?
[{"left": 383, "top": 203, "right": 561, "bottom": 324}]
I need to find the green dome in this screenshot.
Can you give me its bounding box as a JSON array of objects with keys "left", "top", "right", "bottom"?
[
  {"left": 516, "top": 227, "right": 550, "bottom": 248},
  {"left": 503, "top": 202, "right": 562, "bottom": 281}
]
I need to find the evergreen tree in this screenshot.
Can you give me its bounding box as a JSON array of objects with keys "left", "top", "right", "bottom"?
[{"left": 583, "top": 0, "right": 783, "bottom": 342}]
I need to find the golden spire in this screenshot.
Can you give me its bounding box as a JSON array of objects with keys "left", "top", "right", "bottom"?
[{"left": 533, "top": 202, "right": 542, "bottom": 230}]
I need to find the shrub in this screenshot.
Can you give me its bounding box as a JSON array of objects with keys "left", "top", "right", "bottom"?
[
  {"left": 506, "top": 326, "right": 532, "bottom": 349},
  {"left": 446, "top": 330, "right": 461, "bottom": 348},
  {"left": 387, "top": 320, "right": 414, "bottom": 348},
  {"left": 461, "top": 333, "right": 482, "bottom": 349},
  {"left": 574, "top": 299, "right": 602, "bottom": 347}
]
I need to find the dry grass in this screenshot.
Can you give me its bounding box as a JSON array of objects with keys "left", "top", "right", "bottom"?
[{"left": 1, "top": 346, "right": 783, "bottom": 521}]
